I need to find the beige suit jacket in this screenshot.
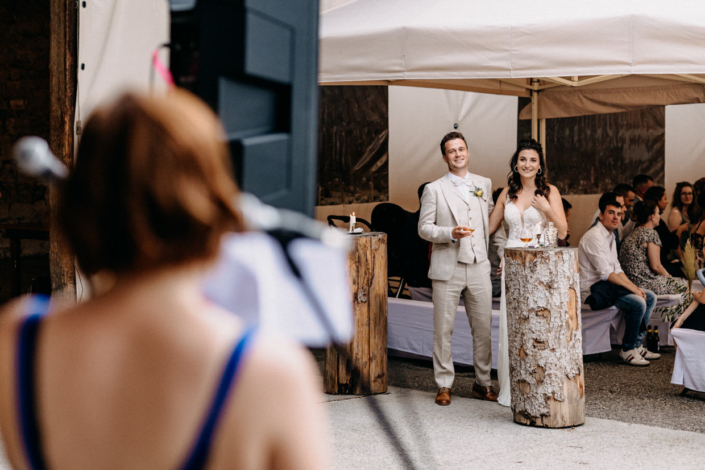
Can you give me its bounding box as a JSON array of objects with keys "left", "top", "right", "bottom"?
[{"left": 418, "top": 173, "right": 499, "bottom": 281}]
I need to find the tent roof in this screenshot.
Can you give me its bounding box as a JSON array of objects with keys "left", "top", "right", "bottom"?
[{"left": 319, "top": 0, "right": 705, "bottom": 118}]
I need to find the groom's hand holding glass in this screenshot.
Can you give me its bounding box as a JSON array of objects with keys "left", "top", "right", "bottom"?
[{"left": 452, "top": 219, "right": 475, "bottom": 239}]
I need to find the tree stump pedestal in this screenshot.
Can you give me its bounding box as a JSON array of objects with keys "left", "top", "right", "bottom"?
[
  {"left": 325, "top": 232, "right": 388, "bottom": 395},
  {"left": 504, "top": 247, "right": 585, "bottom": 428}
]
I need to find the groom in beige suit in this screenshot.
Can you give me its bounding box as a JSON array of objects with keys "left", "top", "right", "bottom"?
[{"left": 418, "top": 131, "right": 498, "bottom": 405}]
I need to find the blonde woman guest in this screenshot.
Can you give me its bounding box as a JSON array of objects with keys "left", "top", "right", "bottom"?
[{"left": 0, "top": 91, "right": 328, "bottom": 470}]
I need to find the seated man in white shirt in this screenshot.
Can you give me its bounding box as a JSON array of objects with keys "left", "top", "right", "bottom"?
[
  {"left": 579, "top": 196, "right": 660, "bottom": 366},
  {"left": 590, "top": 192, "right": 624, "bottom": 248}
]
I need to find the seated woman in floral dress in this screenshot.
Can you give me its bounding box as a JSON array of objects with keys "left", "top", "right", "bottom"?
[{"left": 619, "top": 200, "right": 692, "bottom": 323}]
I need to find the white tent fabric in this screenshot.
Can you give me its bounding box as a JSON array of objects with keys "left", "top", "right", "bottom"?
[
  {"left": 389, "top": 87, "right": 517, "bottom": 210},
  {"left": 74, "top": 0, "right": 170, "bottom": 300},
  {"left": 77, "top": 0, "right": 170, "bottom": 128},
  {"left": 665, "top": 103, "right": 705, "bottom": 199},
  {"left": 319, "top": 0, "right": 705, "bottom": 118}
]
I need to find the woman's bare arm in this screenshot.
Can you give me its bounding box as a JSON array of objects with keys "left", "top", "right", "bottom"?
[
  {"left": 667, "top": 208, "right": 682, "bottom": 232},
  {"left": 647, "top": 242, "right": 670, "bottom": 277},
  {"left": 488, "top": 188, "right": 508, "bottom": 236},
  {"left": 673, "top": 291, "right": 705, "bottom": 329}
]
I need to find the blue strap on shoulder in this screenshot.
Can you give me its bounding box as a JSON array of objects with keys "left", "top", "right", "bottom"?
[
  {"left": 17, "top": 295, "right": 52, "bottom": 470},
  {"left": 181, "top": 326, "right": 257, "bottom": 470}
]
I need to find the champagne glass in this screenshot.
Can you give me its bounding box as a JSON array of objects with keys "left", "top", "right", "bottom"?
[{"left": 520, "top": 227, "right": 533, "bottom": 247}]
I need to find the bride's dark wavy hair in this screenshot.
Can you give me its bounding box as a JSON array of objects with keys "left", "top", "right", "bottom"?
[{"left": 506, "top": 139, "right": 551, "bottom": 201}]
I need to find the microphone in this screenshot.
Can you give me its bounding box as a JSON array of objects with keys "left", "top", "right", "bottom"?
[
  {"left": 237, "top": 193, "right": 349, "bottom": 250},
  {"left": 12, "top": 136, "right": 69, "bottom": 182}
]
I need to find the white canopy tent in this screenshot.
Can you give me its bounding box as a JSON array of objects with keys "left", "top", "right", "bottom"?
[{"left": 319, "top": 0, "right": 705, "bottom": 145}]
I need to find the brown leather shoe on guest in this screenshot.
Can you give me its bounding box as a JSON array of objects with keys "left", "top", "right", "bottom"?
[
  {"left": 435, "top": 387, "right": 451, "bottom": 406},
  {"left": 472, "top": 382, "right": 498, "bottom": 402}
]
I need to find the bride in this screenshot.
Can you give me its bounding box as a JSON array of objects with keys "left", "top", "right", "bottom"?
[{"left": 488, "top": 139, "right": 568, "bottom": 407}]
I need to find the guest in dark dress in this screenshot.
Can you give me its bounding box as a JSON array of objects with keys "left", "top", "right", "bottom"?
[
  {"left": 402, "top": 182, "right": 433, "bottom": 290},
  {"left": 560, "top": 197, "right": 572, "bottom": 246},
  {"left": 676, "top": 191, "right": 705, "bottom": 271},
  {"left": 667, "top": 182, "right": 694, "bottom": 232},
  {"left": 644, "top": 185, "right": 682, "bottom": 277},
  {"left": 673, "top": 290, "right": 705, "bottom": 332}
]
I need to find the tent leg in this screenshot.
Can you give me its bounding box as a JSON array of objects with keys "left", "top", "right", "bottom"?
[
  {"left": 531, "top": 88, "right": 538, "bottom": 140},
  {"left": 540, "top": 118, "right": 547, "bottom": 159}
]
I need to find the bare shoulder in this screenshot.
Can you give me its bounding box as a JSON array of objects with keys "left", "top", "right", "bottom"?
[
  {"left": 216, "top": 332, "right": 329, "bottom": 469},
  {"left": 498, "top": 187, "right": 510, "bottom": 205},
  {"left": 241, "top": 333, "right": 320, "bottom": 390},
  {"left": 548, "top": 184, "right": 562, "bottom": 197},
  {"left": 0, "top": 297, "right": 34, "bottom": 333}
]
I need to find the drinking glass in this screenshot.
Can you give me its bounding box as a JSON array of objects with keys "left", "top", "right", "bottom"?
[
  {"left": 466, "top": 219, "right": 475, "bottom": 235},
  {"left": 520, "top": 227, "right": 533, "bottom": 247}
]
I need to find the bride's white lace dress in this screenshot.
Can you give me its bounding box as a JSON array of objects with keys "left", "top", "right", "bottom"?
[{"left": 497, "top": 199, "right": 546, "bottom": 407}]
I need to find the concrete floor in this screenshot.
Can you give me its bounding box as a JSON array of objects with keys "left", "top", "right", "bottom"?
[
  {"left": 326, "top": 387, "right": 705, "bottom": 470},
  {"left": 322, "top": 347, "right": 705, "bottom": 469}
]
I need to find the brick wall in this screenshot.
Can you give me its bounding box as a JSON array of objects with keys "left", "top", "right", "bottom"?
[{"left": 0, "top": 1, "right": 51, "bottom": 258}]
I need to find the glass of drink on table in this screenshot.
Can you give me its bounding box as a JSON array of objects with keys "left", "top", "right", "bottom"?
[{"left": 520, "top": 227, "right": 533, "bottom": 247}]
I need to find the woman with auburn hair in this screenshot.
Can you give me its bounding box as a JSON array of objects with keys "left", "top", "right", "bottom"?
[
  {"left": 488, "top": 138, "right": 568, "bottom": 407},
  {"left": 667, "top": 182, "right": 694, "bottom": 232},
  {"left": 0, "top": 91, "right": 328, "bottom": 470}
]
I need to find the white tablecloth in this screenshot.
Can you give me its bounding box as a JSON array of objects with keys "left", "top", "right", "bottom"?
[
  {"left": 388, "top": 295, "right": 679, "bottom": 367},
  {"left": 582, "top": 295, "right": 679, "bottom": 355},
  {"left": 671, "top": 328, "right": 705, "bottom": 392},
  {"left": 388, "top": 298, "right": 499, "bottom": 368}
]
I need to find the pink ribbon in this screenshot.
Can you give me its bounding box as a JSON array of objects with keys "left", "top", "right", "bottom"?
[{"left": 152, "top": 48, "right": 175, "bottom": 87}]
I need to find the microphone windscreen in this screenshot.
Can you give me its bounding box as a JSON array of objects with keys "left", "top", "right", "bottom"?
[{"left": 12, "top": 136, "right": 68, "bottom": 181}]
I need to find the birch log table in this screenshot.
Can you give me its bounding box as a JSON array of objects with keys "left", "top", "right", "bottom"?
[
  {"left": 325, "top": 232, "right": 388, "bottom": 395},
  {"left": 504, "top": 247, "right": 585, "bottom": 428}
]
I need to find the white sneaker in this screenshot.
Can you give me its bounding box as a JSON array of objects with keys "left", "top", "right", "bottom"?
[
  {"left": 638, "top": 346, "right": 661, "bottom": 360},
  {"left": 620, "top": 348, "right": 650, "bottom": 366}
]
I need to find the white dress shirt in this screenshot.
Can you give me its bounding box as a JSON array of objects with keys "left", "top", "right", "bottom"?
[
  {"left": 448, "top": 172, "right": 476, "bottom": 240},
  {"left": 578, "top": 221, "right": 623, "bottom": 303}
]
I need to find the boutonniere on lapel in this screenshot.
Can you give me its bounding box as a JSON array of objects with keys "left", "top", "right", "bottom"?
[{"left": 471, "top": 187, "right": 487, "bottom": 201}]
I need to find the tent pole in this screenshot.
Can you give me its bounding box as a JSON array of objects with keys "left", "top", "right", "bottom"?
[
  {"left": 531, "top": 89, "right": 538, "bottom": 140},
  {"left": 540, "top": 118, "right": 547, "bottom": 160}
]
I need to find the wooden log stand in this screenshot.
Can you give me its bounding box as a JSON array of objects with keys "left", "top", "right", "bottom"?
[
  {"left": 504, "top": 247, "right": 585, "bottom": 428},
  {"left": 325, "top": 232, "right": 388, "bottom": 395}
]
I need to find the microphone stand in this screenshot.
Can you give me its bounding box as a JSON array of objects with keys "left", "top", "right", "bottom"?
[{"left": 267, "top": 229, "right": 420, "bottom": 470}]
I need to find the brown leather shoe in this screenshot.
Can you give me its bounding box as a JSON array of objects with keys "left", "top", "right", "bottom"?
[
  {"left": 472, "top": 382, "right": 498, "bottom": 402},
  {"left": 435, "top": 387, "right": 451, "bottom": 406}
]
